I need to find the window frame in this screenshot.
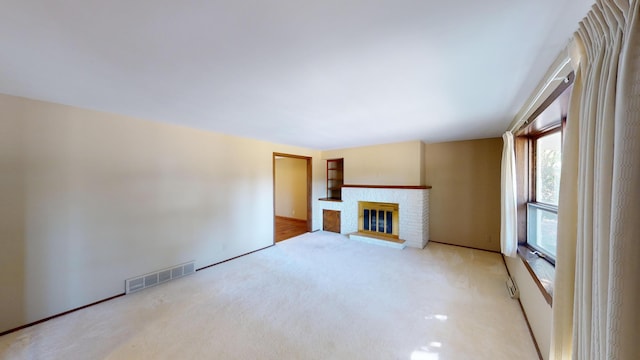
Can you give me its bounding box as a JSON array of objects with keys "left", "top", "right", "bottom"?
[{"left": 515, "top": 73, "right": 573, "bottom": 267}]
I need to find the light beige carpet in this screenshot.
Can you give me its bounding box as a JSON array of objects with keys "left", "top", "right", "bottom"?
[{"left": 0, "top": 232, "right": 538, "bottom": 359}]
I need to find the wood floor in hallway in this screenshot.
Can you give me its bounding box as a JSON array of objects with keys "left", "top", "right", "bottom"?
[{"left": 275, "top": 216, "right": 308, "bottom": 242}]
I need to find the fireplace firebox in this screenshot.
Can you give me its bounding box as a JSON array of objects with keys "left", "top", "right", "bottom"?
[{"left": 358, "top": 201, "right": 399, "bottom": 238}]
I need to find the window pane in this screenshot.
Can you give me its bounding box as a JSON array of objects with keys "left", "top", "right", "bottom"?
[
  {"left": 536, "top": 132, "right": 562, "bottom": 205},
  {"left": 527, "top": 204, "right": 557, "bottom": 259}
]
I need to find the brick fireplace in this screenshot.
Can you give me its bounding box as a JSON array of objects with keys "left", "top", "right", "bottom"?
[{"left": 319, "top": 185, "right": 430, "bottom": 248}]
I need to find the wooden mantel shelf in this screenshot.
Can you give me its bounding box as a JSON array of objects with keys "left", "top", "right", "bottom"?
[
  {"left": 341, "top": 185, "right": 432, "bottom": 189},
  {"left": 318, "top": 197, "right": 343, "bottom": 202}
]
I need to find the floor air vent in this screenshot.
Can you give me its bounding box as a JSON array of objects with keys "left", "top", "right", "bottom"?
[
  {"left": 125, "top": 260, "right": 195, "bottom": 294},
  {"left": 506, "top": 276, "right": 519, "bottom": 299}
]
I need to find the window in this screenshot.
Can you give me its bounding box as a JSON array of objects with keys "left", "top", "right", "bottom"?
[
  {"left": 527, "top": 130, "right": 562, "bottom": 261},
  {"left": 516, "top": 73, "right": 574, "bottom": 266},
  {"left": 535, "top": 132, "right": 562, "bottom": 206}
]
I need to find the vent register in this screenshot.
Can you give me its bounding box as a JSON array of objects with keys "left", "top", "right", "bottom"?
[
  {"left": 125, "top": 261, "right": 195, "bottom": 294},
  {"left": 506, "top": 276, "right": 519, "bottom": 299}
]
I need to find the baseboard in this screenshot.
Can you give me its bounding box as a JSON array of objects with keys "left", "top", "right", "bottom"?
[
  {"left": 0, "top": 245, "right": 275, "bottom": 338},
  {"left": 0, "top": 293, "right": 125, "bottom": 337},
  {"left": 428, "top": 240, "right": 501, "bottom": 254},
  {"left": 196, "top": 245, "right": 274, "bottom": 272}
]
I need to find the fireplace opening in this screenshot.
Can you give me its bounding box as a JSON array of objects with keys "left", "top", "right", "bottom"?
[{"left": 358, "top": 201, "right": 399, "bottom": 238}]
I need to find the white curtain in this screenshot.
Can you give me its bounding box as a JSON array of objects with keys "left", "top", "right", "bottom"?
[
  {"left": 550, "top": 0, "right": 640, "bottom": 359},
  {"left": 500, "top": 131, "right": 517, "bottom": 257}
]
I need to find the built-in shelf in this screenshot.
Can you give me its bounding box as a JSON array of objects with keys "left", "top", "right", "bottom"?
[
  {"left": 318, "top": 197, "right": 343, "bottom": 202},
  {"left": 326, "top": 159, "right": 344, "bottom": 200}
]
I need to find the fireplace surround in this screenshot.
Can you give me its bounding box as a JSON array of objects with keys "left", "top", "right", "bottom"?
[{"left": 318, "top": 185, "right": 430, "bottom": 248}]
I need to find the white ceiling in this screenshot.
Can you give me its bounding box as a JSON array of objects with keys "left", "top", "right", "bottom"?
[{"left": 0, "top": 0, "right": 593, "bottom": 150}]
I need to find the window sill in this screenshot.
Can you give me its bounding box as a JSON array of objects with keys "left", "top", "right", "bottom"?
[{"left": 517, "top": 245, "right": 555, "bottom": 306}]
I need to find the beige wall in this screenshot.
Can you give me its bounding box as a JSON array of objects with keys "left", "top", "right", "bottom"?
[
  {"left": 0, "top": 93, "right": 321, "bottom": 333},
  {"left": 424, "top": 138, "right": 502, "bottom": 252},
  {"left": 275, "top": 157, "right": 307, "bottom": 220},
  {"left": 504, "top": 256, "right": 552, "bottom": 359},
  {"left": 322, "top": 140, "right": 424, "bottom": 186},
  {"left": 423, "top": 136, "right": 551, "bottom": 356}
]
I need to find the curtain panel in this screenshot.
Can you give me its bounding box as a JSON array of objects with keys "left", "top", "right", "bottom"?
[
  {"left": 500, "top": 131, "right": 518, "bottom": 257},
  {"left": 551, "top": 0, "right": 640, "bottom": 359}
]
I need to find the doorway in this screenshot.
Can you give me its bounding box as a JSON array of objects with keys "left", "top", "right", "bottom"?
[{"left": 273, "top": 153, "right": 312, "bottom": 243}]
